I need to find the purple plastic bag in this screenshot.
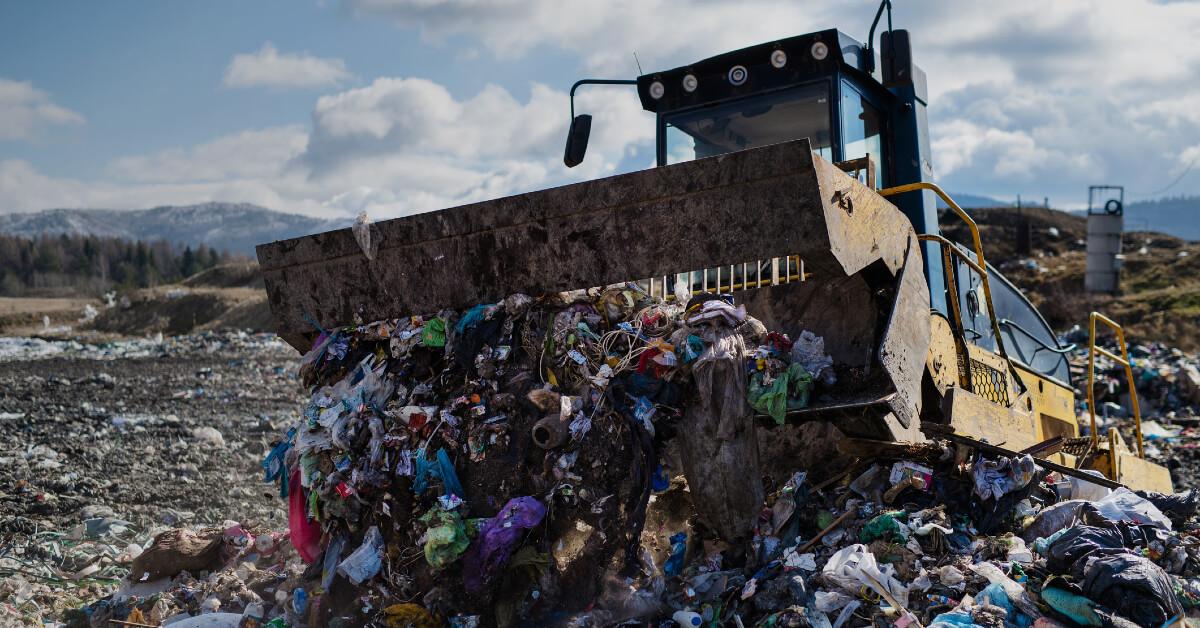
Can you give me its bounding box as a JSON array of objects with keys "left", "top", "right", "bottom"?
[{"left": 463, "top": 496, "right": 546, "bottom": 593}]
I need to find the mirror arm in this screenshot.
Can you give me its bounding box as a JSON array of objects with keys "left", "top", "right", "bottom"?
[
  {"left": 569, "top": 79, "right": 638, "bottom": 121},
  {"left": 865, "top": 0, "right": 892, "bottom": 75}
]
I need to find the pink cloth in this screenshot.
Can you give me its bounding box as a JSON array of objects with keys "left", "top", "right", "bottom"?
[{"left": 288, "top": 467, "right": 322, "bottom": 563}]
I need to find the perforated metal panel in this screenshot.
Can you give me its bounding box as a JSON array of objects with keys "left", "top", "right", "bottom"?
[{"left": 970, "top": 358, "right": 1010, "bottom": 406}]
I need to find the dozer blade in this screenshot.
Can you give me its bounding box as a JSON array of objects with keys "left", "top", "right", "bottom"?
[{"left": 257, "top": 139, "right": 929, "bottom": 442}]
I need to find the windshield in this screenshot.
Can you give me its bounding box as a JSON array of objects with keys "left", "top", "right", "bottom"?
[{"left": 664, "top": 83, "right": 832, "bottom": 165}]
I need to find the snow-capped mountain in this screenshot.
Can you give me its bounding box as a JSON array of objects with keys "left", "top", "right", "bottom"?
[{"left": 0, "top": 202, "right": 344, "bottom": 255}]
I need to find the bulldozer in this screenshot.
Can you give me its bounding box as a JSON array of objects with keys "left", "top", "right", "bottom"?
[{"left": 256, "top": 2, "right": 1173, "bottom": 520}]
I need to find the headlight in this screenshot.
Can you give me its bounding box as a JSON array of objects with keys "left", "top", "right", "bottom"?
[
  {"left": 649, "top": 81, "right": 665, "bottom": 99},
  {"left": 811, "top": 41, "right": 829, "bottom": 61},
  {"left": 770, "top": 49, "right": 787, "bottom": 69},
  {"left": 682, "top": 74, "right": 698, "bottom": 93},
  {"left": 727, "top": 65, "right": 748, "bottom": 86}
]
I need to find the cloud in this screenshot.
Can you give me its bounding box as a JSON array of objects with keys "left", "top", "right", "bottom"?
[
  {"left": 344, "top": 0, "right": 840, "bottom": 74},
  {"left": 223, "top": 42, "right": 352, "bottom": 89},
  {"left": 297, "top": 76, "right": 653, "bottom": 215},
  {"left": 0, "top": 158, "right": 312, "bottom": 214},
  {"left": 109, "top": 126, "right": 309, "bottom": 183},
  {"left": 0, "top": 78, "right": 84, "bottom": 142},
  {"left": 0, "top": 77, "right": 654, "bottom": 219},
  {"left": 9, "top": 0, "right": 1200, "bottom": 217},
  {"left": 345, "top": 0, "right": 1200, "bottom": 203}
]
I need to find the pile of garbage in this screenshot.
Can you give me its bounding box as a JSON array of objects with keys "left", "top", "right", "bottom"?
[
  {"left": 2, "top": 516, "right": 299, "bottom": 627},
  {"left": 0, "top": 330, "right": 289, "bottom": 362},
  {"left": 1065, "top": 333, "right": 1200, "bottom": 491},
  {"left": 0, "top": 328, "right": 303, "bottom": 625},
  {"left": 62, "top": 287, "right": 1200, "bottom": 626}
]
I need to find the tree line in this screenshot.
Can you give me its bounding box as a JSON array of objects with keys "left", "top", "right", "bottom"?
[{"left": 0, "top": 233, "right": 237, "bottom": 297}]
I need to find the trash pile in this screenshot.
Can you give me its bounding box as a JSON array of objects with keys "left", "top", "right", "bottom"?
[
  {"left": 1064, "top": 332, "right": 1200, "bottom": 491},
  {"left": 3, "top": 516, "right": 300, "bottom": 628},
  {"left": 0, "top": 329, "right": 301, "bottom": 625},
  {"left": 0, "top": 330, "right": 289, "bottom": 362},
  {"left": 55, "top": 287, "right": 1200, "bottom": 626}
]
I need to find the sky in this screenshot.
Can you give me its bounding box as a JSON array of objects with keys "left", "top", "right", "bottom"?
[{"left": 2, "top": 0, "right": 1200, "bottom": 218}]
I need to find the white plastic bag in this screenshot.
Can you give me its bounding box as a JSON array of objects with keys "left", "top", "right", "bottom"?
[
  {"left": 1069, "top": 469, "right": 1113, "bottom": 501},
  {"left": 1094, "top": 487, "right": 1173, "bottom": 529},
  {"left": 969, "top": 561, "right": 1042, "bottom": 619},
  {"left": 822, "top": 543, "right": 909, "bottom": 607},
  {"left": 791, "top": 330, "right": 836, "bottom": 385},
  {"left": 937, "top": 565, "right": 965, "bottom": 587},
  {"left": 338, "top": 526, "right": 383, "bottom": 584},
  {"left": 352, "top": 211, "right": 374, "bottom": 260},
  {"left": 1006, "top": 536, "right": 1033, "bottom": 564},
  {"left": 814, "top": 590, "right": 853, "bottom": 612}
]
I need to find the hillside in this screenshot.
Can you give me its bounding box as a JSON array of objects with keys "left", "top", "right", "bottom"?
[
  {"left": 0, "top": 202, "right": 342, "bottom": 256},
  {"left": 1124, "top": 195, "right": 1200, "bottom": 241},
  {"left": 942, "top": 206, "right": 1200, "bottom": 350}
]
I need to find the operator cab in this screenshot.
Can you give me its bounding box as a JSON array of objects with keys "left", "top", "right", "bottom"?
[{"left": 637, "top": 30, "right": 895, "bottom": 188}]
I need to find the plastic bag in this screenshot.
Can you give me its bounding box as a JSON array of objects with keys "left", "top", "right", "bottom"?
[
  {"left": 413, "top": 447, "right": 467, "bottom": 501},
  {"left": 974, "top": 582, "right": 1013, "bottom": 615},
  {"left": 1041, "top": 586, "right": 1102, "bottom": 627},
  {"left": 1093, "top": 487, "right": 1173, "bottom": 530},
  {"left": 352, "top": 210, "right": 373, "bottom": 260},
  {"left": 338, "top": 526, "right": 384, "bottom": 585},
  {"left": 971, "top": 454, "right": 1037, "bottom": 501},
  {"left": 937, "top": 565, "right": 965, "bottom": 587},
  {"left": 287, "top": 467, "right": 321, "bottom": 564},
  {"left": 462, "top": 496, "right": 546, "bottom": 593},
  {"left": 791, "top": 330, "right": 836, "bottom": 385},
  {"left": 859, "top": 511, "right": 907, "bottom": 544},
  {"left": 664, "top": 532, "right": 688, "bottom": 576},
  {"left": 968, "top": 561, "right": 1041, "bottom": 620},
  {"left": 1006, "top": 535, "right": 1033, "bottom": 564},
  {"left": 813, "top": 590, "right": 853, "bottom": 612},
  {"left": 1080, "top": 552, "right": 1183, "bottom": 626},
  {"left": 1069, "top": 469, "right": 1112, "bottom": 501},
  {"left": 822, "top": 543, "right": 909, "bottom": 607},
  {"left": 421, "top": 506, "right": 470, "bottom": 570},
  {"left": 748, "top": 363, "right": 811, "bottom": 424},
  {"left": 421, "top": 317, "right": 446, "bottom": 348},
  {"left": 927, "top": 609, "right": 978, "bottom": 627},
  {"left": 1135, "top": 489, "right": 1200, "bottom": 527},
  {"left": 1021, "top": 500, "right": 1086, "bottom": 543}
]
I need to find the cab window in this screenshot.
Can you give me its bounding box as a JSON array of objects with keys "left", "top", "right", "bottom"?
[
  {"left": 664, "top": 83, "right": 833, "bottom": 164},
  {"left": 840, "top": 80, "right": 887, "bottom": 187}
]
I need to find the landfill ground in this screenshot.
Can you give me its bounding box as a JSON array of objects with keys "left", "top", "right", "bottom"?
[
  {"left": 3, "top": 322, "right": 1200, "bottom": 626},
  {"left": 0, "top": 332, "right": 302, "bottom": 620}
]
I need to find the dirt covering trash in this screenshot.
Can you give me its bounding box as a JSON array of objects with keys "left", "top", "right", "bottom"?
[
  {"left": 1068, "top": 329, "right": 1200, "bottom": 491},
  {"left": 0, "top": 331, "right": 301, "bottom": 624},
  {"left": 7, "top": 288, "right": 1200, "bottom": 626}
]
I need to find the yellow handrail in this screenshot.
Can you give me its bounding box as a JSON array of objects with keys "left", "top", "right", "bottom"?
[
  {"left": 1087, "top": 312, "right": 1144, "bottom": 459},
  {"left": 881, "top": 181, "right": 1026, "bottom": 400}
]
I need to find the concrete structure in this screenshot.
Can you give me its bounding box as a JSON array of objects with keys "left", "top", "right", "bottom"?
[{"left": 1086, "top": 185, "right": 1124, "bottom": 294}]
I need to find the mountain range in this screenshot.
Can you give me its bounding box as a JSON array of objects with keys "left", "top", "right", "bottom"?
[
  {"left": 0, "top": 193, "right": 1196, "bottom": 256},
  {"left": 0, "top": 203, "right": 343, "bottom": 256},
  {"left": 939, "top": 193, "right": 1200, "bottom": 241}
]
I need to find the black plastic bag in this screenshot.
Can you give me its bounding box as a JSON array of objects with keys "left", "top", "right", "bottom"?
[{"left": 1081, "top": 552, "right": 1183, "bottom": 626}]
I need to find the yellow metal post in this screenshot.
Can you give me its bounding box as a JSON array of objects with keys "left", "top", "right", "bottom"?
[
  {"left": 1087, "top": 313, "right": 1099, "bottom": 449},
  {"left": 1086, "top": 312, "right": 1145, "bottom": 460},
  {"left": 880, "top": 182, "right": 1027, "bottom": 401}
]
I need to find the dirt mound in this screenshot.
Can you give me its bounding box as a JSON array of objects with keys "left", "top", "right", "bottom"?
[
  {"left": 181, "top": 262, "right": 263, "bottom": 289},
  {"left": 942, "top": 206, "right": 1200, "bottom": 350},
  {"left": 90, "top": 287, "right": 272, "bottom": 335}
]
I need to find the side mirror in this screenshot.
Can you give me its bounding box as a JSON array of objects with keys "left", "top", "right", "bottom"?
[
  {"left": 563, "top": 114, "right": 592, "bottom": 168},
  {"left": 880, "top": 29, "right": 913, "bottom": 87}
]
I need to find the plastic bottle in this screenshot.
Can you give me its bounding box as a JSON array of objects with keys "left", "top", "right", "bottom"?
[
  {"left": 672, "top": 610, "right": 702, "bottom": 627},
  {"left": 292, "top": 587, "right": 308, "bottom": 615}
]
